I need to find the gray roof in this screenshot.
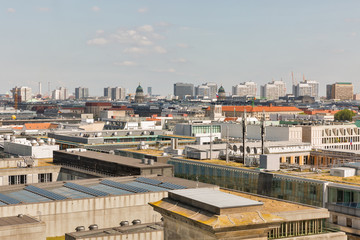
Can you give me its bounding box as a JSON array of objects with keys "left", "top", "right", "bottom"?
[{"left": 169, "top": 188, "right": 263, "bottom": 211}]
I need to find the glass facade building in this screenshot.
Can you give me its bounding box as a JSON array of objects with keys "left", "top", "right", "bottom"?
[{"left": 168, "top": 158, "right": 325, "bottom": 207}]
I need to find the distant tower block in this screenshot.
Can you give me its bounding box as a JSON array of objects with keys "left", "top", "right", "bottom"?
[
  {"left": 135, "top": 84, "right": 145, "bottom": 103},
  {"left": 217, "top": 86, "right": 226, "bottom": 101}
]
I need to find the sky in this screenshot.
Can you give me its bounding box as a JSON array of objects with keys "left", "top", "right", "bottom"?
[{"left": 1, "top": 0, "right": 360, "bottom": 97}]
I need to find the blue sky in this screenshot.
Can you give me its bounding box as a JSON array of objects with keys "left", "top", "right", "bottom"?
[{"left": 1, "top": 0, "right": 360, "bottom": 96}]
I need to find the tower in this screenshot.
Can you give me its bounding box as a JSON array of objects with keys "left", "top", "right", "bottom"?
[
  {"left": 135, "top": 84, "right": 144, "bottom": 103},
  {"left": 217, "top": 86, "right": 226, "bottom": 101}
]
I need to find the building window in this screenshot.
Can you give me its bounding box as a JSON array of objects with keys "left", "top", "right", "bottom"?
[
  {"left": 295, "top": 156, "right": 300, "bottom": 164},
  {"left": 8, "top": 175, "right": 27, "bottom": 185},
  {"left": 332, "top": 215, "right": 338, "bottom": 224},
  {"left": 346, "top": 218, "right": 352, "bottom": 228},
  {"left": 38, "top": 173, "right": 52, "bottom": 183}
]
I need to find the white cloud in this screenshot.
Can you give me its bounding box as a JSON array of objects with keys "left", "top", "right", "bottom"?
[
  {"left": 87, "top": 38, "right": 108, "bottom": 45},
  {"left": 96, "top": 30, "right": 105, "bottom": 35},
  {"left": 114, "top": 61, "right": 137, "bottom": 66},
  {"left": 92, "top": 6, "right": 100, "bottom": 12},
  {"left": 38, "top": 7, "right": 50, "bottom": 12},
  {"left": 176, "top": 43, "right": 189, "bottom": 48},
  {"left": 350, "top": 32, "right": 357, "bottom": 37},
  {"left": 138, "top": 8, "right": 148, "bottom": 13},
  {"left": 138, "top": 25, "right": 154, "bottom": 32},
  {"left": 124, "top": 47, "right": 147, "bottom": 54},
  {"left": 171, "top": 58, "right": 187, "bottom": 63},
  {"left": 153, "top": 46, "right": 167, "bottom": 54},
  {"left": 151, "top": 68, "right": 176, "bottom": 73},
  {"left": 7, "top": 8, "right": 15, "bottom": 13},
  {"left": 111, "top": 29, "right": 154, "bottom": 46}
]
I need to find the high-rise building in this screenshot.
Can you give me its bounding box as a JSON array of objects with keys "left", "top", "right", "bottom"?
[
  {"left": 327, "top": 82, "right": 353, "bottom": 100},
  {"left": 104, "top": 87, "right": 126, "bottom": 100},
  {"left": 147, "top": 87, "right": 152, "bottom": 96},
  {"left": 111, "top": 87, "right": 126, "bottom": 101},
  {"left": 174, "top": 83, "right": 194, "bottom": 99},
  {"left": 75, "top": 87, "right": 89, "bottom": 99},
  {"left": 104, "top": 87, "right": 111, "bottom": 98},
  {"left": 195, "top": 82, "right": 217, "bottom": 99},
  {"left": 11, "top": 86, "right": 32, "bottom": 102},
  {"left": 260, "top": 80, "right": 286, "bottom": 100},
  {"left": 232, "top": 81, "right": 257, "bottom": 97},
  {"left": 294, "top": 80, "right": 319, "bottom": 98},
  {"left": 52, "top": 87, "right": 68, "bottom": 100}
]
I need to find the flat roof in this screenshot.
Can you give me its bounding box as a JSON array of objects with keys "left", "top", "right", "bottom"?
[
  {"left": 66, "top": 223, "right": 163, "bottom": 239},
  {"left": 170, "top": 188, "right": 263, "bottom": 210},
  {"left": 0, "top": 175, "right": 216, "bottom": 206},
  {"left": 56, "top": 150, "right": 172, "bottom": 169},
  {"left": 0, "top": 215, "right": 40, "bottom": 226}
]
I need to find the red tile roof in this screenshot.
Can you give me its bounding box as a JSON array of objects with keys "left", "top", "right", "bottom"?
[{"left": 24, "top": 123, "right": 58, "bottom": 130}]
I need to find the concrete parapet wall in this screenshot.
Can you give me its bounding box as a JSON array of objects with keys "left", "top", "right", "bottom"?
[{"left": 0, "top": 191, "right": 168, "bottom": 237}]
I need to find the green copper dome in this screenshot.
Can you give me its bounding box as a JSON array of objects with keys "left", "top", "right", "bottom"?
[
  {"left": 218, "top": 86, "right": 225, "bottom": 93},
  {"left": 136, "top": 84, "right": 143, "bottom": 93}
]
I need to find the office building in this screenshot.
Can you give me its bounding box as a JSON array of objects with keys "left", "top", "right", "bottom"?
[
  {"left": 11, "top": 86, "right": 32, "bottom": 102},
  {"left": 52, "top": 87, "right": 68, "bottom": 100},
  {"left": 327, "top": 82, "right": 354, "bottom": 100},
  {"left": 293, "top": 80, "right": 319, "bottom": 98},
  {"left": 147, "top": 87, "right": 152, "bottom": 96},
  {"left": 150, "top": 188, "right": 345, "bottom": 240},
  {"left": 195, "top": 82, "right": 217, "bottom": 98},
  {"left": 232, "top": 81, "right": 257, "bottom": 97},
  {"left": 75, "top": 87, "right": 89, "bottom": 99},
  {"left": 195, "top": 83, "right": 218, "bottom": 99},
  {"left": 104, "top": 87, "right": 126, "bottom": 100},
  {"left": 260, "top": 80, "right": 286, "bottom": 100},
  {"left": 174, "top": 83, "right": 194, "bottom": 99}
]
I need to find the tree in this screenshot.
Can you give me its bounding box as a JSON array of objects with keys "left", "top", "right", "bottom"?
[{"left": 334, "top": 109, "right": 356, "bottom": 121}]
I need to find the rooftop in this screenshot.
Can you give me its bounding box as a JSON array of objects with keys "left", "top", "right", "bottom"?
[
  {"left": 169, "top": 188, "right": 263, "bottom": 214},
  {"left": 0, "top": 175, "right": 216, "bottom": 206},
  {"left": 55, "top": 150, "right": 171, "bottom": 169}
]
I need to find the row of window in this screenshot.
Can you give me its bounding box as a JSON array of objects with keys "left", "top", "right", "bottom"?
[{"left": 8, "top": 173, "right": 52, "bottom": 185}]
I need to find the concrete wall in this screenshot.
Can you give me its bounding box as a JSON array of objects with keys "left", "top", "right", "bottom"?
[
  {"left": 0, "top": 220, "right": 46, "bottom": 240},
  {"left": 0, "top": 158, "right": 39, "bottom": 168},
  {"left": 4, "top": 142, "right": 59, "bottom": 158},
  {"left": 0, "top": 191, "right": 168, "bottom": 237},
  {"left": 0, "top": 166, "right": 60, "bottom": 185},
  {"left": 65, "top": 229, "right": 163, "bottom": 240}
]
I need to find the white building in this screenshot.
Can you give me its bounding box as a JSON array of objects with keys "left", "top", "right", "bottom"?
[
  {"left": 232, "top": 81, "right": 257, "bottom": 97},
  {"left": 11, "top": 86, "right": 32, "bottom": 102},
  {"left": 4, "top": 137, "right": 59, "bottom": 159},
  {"left": 302, "top": 125, "right": 360, "bottom": 150},
  {"left": 293, "top": 80, "right": 319, "bottom": 98},
  {"left": 195, "top": 83, "right": 217, "bottom": 99},
  {"left": 175, "top": 121, "right": 221, "bottom": 145},
  {"left": 52, "top": 87, "right": 68, "bottom": 100},
  {"left": 260, "top": 80, "right": 286, "bottom": 100}
]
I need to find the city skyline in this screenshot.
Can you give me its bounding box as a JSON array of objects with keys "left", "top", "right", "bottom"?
[{"left": 1, "top": 1, "right": 360, "bottom": 96}]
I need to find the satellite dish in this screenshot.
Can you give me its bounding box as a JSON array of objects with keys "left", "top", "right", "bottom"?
[
  {"left": 246, "top": 146, "right": 251, "bottom": 153},
  {"left": 233, "top": 145, "right": 238, "bottom": 152}
]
